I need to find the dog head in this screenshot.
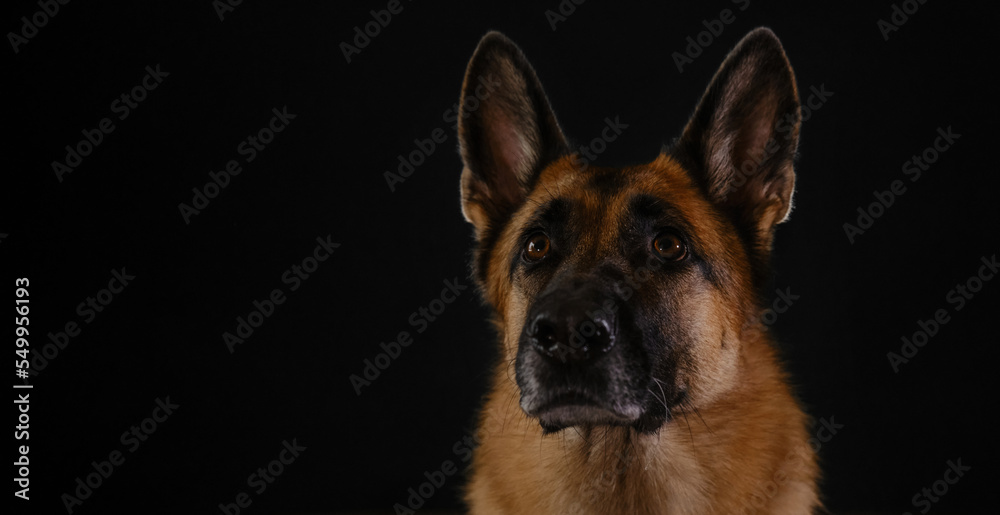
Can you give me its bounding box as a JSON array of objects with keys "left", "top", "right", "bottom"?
[{"left": 457, "top": 29, "right": 800, "bottom": 433}]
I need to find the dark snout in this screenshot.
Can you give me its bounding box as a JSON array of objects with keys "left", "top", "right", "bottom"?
[
  {"left": 525, "top": 288, "right": 617, "bottom": 363},
  {"left": 516, "top": 278, "right": 654, "bottom": 432}
]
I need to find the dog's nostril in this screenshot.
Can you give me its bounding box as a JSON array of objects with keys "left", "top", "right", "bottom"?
[
  {"left": 591, "top": 321, "right": 615, "bottom": 353},
  {"left": 531, "top": 318, "right": 560, "bottom": 350}
]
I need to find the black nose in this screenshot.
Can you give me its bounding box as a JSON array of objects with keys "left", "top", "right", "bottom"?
[{"left": 526, "top": 302, "right": 615, "bottom": 362}]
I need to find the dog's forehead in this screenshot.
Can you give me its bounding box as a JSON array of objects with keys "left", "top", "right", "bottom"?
[{"left": 520, "top": 154, "right": 706, "bottom": 228}]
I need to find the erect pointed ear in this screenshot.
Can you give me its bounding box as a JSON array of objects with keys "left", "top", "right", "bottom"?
[
  {"left": 673, "top": 27, "right": 800, "bottom": 251},
  {"left": 458, "top": 31, "right": 569, "bottom": 237}
]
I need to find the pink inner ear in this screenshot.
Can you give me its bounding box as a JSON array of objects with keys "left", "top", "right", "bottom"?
[
  {"left": 734, "top": 100, "right": 778, "bottom": 169},
  {"left": 486, "top": 108, "right": 532, "bottom": 206},
  {"left": 492, "top": 117, "right": 525, "bottom": 176}
]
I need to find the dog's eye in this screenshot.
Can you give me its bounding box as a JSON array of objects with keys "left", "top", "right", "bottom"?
[
  {"left": 523, "top": 233, "right": 550, "bottom": 262},
  {"left": 653, "top": 232, "right": 687, "bottom": 261}
]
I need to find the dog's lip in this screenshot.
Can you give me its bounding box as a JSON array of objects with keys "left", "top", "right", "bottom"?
[{"left": 529, "top": 393, "right": 642, "bottom": 429}]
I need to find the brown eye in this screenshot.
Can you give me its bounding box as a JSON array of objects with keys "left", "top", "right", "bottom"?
[
  {"left": 524, "top": 233, "right": 550, "bottom": 262},
  {"left": 653, "top": 232, "right": 687, "bottom": 261}
]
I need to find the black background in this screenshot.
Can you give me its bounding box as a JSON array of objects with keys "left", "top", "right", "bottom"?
[{"left": 7, "top": 1, "right": 999, "bottom": 514}]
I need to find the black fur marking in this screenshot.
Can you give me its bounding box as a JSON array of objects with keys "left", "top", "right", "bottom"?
[
  {"left": 506, "top": 198, "right": 572, "bottom": 280},
  {"left": 585, "top": 167, "right": 629, "bottom": 197},
  {"left": 621, "top": 194, "right": 724, "bottom": 289}
]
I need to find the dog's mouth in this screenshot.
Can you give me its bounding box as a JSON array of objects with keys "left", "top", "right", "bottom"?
[{"left": 528, "top": 392, "right": 644, "bottom": 433}]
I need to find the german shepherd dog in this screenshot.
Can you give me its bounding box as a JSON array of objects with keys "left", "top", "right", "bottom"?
[{"left": 456, "top": 28, "right": 821, "bottom": 514}]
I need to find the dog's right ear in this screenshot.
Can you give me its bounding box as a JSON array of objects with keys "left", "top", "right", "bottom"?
[{"left": 458, "top": 31, "right": 569, "bottom": 237}]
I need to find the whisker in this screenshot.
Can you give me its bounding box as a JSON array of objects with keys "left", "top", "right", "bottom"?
[{"left": 652, "top": 378, "right": 671, "bottom": 415}]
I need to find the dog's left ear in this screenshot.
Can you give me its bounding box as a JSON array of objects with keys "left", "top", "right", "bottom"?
[
  {"left": 673, "top": 27, "right": 800, "bottom": 250},
  {"left": 457, "top": 31, "right": 569, "bottom": 237}
]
